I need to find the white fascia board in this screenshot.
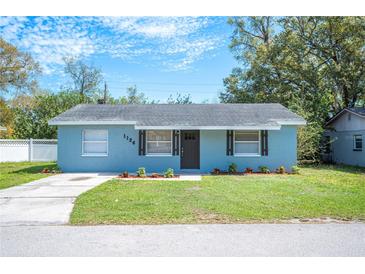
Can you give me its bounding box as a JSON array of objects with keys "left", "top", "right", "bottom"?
[
  {"left": 48, "top": 120, "right": 137, "bottom": 126},
  {"left": 134, "top": 125, "right": 281, "bottom": 130},
  {"left": 274, "top": 120, "right": 307, "bottom": 126}
]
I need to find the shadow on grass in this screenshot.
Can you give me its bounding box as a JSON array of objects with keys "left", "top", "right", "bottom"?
[
  {"left": 301, "top": 163, "right": 365, "bottom": 175},
  {"left": 11, "top": 163, "right": 58, "bottom": 174}
]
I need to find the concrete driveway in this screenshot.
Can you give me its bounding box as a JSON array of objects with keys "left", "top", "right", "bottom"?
[{"left": 0, "top": 173, "right": 116, "bottom": 226}]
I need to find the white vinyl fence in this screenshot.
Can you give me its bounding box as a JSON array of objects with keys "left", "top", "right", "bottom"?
[{"left": 0, "top": 139, "right": 57, "bottom": 163}]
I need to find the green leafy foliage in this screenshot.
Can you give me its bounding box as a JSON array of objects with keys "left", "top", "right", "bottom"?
[
  {"left": 221, "top": 17, "right": 365, "bottom": 162},
  {"left": 259, "top": 166, "right": 270, "bottom": 174},
  {"left": 164, "top": 168, "right": 174, "bottom": 178},
  {"left": 228, "top": 163, "right": 238, "bottom": 173},
  {"left": 291, "top": 166, "right": 300, "bottom": 174},
  {"left": 136, "top": 167, "right": 146, "bottom": 177}
]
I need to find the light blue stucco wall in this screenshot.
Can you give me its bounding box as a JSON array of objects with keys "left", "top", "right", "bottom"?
[
  {"left": 57, "top": 125, "right": 298, "bottom": 173},
  {"left": 326, "top": 130, "right": 365, "bottom": 167}
]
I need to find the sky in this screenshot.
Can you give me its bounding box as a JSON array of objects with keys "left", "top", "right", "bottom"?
[{"left": 0, "top": 16, "right": 237, "bottom": 103}]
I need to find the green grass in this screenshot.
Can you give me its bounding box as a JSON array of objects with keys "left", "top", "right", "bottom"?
[
  {"left": 70, "top": 165, "right": 365, "bottom": 224},
  {"left": 0, "top": 161, "right": 58, "bottom": 189}
]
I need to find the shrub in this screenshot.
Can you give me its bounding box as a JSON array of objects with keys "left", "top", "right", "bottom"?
[
  {"left": 164, "top": 168, "right": 174, "bottom": 178},
  {"left": 259, "top": 166, "right": 270, "bottom": 174},
  {"left": 151, "top": 173, "right": 160, "bottom": 178},
  {"left": 212, "top": 168, "right": 221, "bottom": 175},
  {"left": 291, "top": 166, "right": 300, "bottom": 174},
  {"left": 277, "top": 166, "right": 286, "bottom": 174},
  {"left": 244, "top": 167, "right": 253, "bottom": 174},
  {"left": 122, "top": 171, "right": 129, "bottom": 178},
  {"left": 136, "top": 167, "right": 146, "bottom": 177},
  {"left": 228, "top": 163, "right": 237, "bottom": 174}
]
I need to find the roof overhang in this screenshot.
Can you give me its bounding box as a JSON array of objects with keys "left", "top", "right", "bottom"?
[
  {"left": 271, "top": 120, "right": 307, "bottom": 126},
  {"left": 48, "top": 120, "right": 137, "bottom": 126},
  {"left": 325, "top": 108, "right": 365, "bottom": 126},
  {"left": 134, "top": 125, "right": 282, "bottom": 130}
]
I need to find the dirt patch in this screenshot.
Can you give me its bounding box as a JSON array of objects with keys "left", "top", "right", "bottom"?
[
  {"left": 288, "top": 217, "right": 363, "bottom": 224},
  {"left": 192, "top": 208, "right": 231, "bottom": 223}
]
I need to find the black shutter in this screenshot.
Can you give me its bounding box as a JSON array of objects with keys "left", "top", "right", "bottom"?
[
  {"left": 261, "top": 130, "right": 268, "bottom": 156},
  {"left": 172, "top": 130, "right": 180, "bottom": 155},
  {"left": 226, "top": 130, "right": 234, "bottom": 156},
  {"left": 139, "top": 130, "right": 146, "bottom": 155}
]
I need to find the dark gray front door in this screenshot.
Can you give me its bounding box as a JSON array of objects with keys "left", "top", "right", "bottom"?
[{"left": 180, "top": 130, "right": 200, "bottom": 169}]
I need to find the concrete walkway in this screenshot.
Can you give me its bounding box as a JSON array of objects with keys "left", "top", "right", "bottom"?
[
  {"left": 1, "top": 224, "right": 364, "bottom": 256},
  {"left": 0, "top": 173, "right": 116, "bottom": 226}
]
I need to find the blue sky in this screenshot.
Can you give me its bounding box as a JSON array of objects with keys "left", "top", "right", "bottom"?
[{"left": 0, "top": 16, "right": 237, "bottom": 102}]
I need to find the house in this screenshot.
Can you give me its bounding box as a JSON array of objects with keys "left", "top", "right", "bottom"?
[
  {"left": 0, "top": 126, "right": 6, "bottom": 131},
  {"left": 323, "top": 107, "right": 365, "bottom": 167},
  {"left": 48, "top": 103, "right": 306, "bottom": 173}
]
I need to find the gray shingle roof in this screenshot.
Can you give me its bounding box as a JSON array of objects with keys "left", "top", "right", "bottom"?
[
  {"left": 325, "top": 107, "right": 365, "bottom": 126},
  {"left": 48, "top": 103, "right": 306, "bottom": 129},
  {"left": 348, "top": 107, "right": 365, "bottom": 117}
]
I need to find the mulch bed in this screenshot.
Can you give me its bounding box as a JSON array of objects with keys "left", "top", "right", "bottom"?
[
  {"left": 118, "top": 174, "right": 180, "bottom": 179},
  {"left": 210, "top": 172, "right": 289, "bottom": 176}
]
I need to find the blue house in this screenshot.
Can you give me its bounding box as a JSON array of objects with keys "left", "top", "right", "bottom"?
[
  {"left": 323, "top": 107, "right": 365, "bottom": 167},
  {"left": 48, "top": 103, "right": 306, "bottom": 173}
]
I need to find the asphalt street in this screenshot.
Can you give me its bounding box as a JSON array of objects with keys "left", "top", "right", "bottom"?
[{"left": 1, "top": 223, "right": 364, "bottom": 256}]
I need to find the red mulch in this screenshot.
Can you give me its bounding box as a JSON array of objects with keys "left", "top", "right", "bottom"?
[{"left": 118, "top": 174, "right": 180, "bottom": 179}]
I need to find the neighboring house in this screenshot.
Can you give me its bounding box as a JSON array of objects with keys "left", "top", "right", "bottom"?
[
  {"left": 48, "top": 103, "right": 306, "bottom": 173},
  {"left": 324, "top": 107, "right": 365, "bottom": 167},
  {"left": 0, "top": 126, "right": 6, "bottom": 131}
]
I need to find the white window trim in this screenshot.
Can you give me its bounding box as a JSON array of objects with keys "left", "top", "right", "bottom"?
[
  {"left": 81, "top": 129, "right": 108, "bottom": 157},
  {"left": 146, "top": 130, "right": 173, "bottom": 156},
  {"left": 353, "top": 135, "right": 363, "bottom": 151},
  {"left": 233, "top": 130, "right": 261, "bottom": 157}
]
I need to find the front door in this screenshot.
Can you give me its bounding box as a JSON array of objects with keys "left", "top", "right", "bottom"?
[{"left": 180, "top": 130, "right": 200, "bottom": 169}]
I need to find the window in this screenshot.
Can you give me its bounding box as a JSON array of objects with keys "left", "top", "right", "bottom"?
[
  {"left": 234, "top": 130, "right": 260, "bottom": 156},
  {"left": 146, "top": 130, "right": 172, "bottom": 155},
  {"left": 82, "top": 129, "right": 108, "bottom": 156},
  {"left": 353, "top": 135, "right": 363, "bottom": 151}
]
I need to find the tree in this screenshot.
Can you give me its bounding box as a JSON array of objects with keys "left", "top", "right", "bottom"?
[
  {"left": 118, "top": 85, "right": 149, "bottom": 104},
  {"left": 221, "top": 16, "right": 365, "bottom": 162},
  {"left": 12, "top": 91, "right": 86, "bottom": 139},
  {"left": 63, "top": 57, "right": 103, "bottom": 97},
  {"left": 0, "top": 98, "right": 14, "bottom": 138},
  {"left": 167, "top": 93, "right": 192, "bottom": 104},
  {"left": 0, "top": 38, "right": 41, "bottom": 94}
]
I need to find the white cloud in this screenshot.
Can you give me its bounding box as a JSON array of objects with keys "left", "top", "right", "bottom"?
[{"left": 0, "top": 16, "right": 227, "bottom": 73}]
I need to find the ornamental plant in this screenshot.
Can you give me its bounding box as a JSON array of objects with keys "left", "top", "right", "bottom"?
[
  {"left": 259, "top": 166, "right": 270, "bottom": 174},
  {"left": 136, "top": 167, "right": 146, "bottom": 177},
  {"left": 164, "top": 168, "right": 174, "bottom": 178},
  {"left": 291, "top": 166, "right": 300, "bottom": 174},
  {"left": 277, "top": 166, "right": 286, "bottom": 174},
  {"left": 228, "top": 163, "right": 237, "bottom": 174},
  {"left": 245, "top": 167, "right": 253, "bottom": 174}
]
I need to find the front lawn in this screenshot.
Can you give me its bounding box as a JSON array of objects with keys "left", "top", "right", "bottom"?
[
  {"left": 70, "top": 165, "right": 365, "bottom": 224},
  {"left": 0, "top": 161, "right": 58, "bottom": 190}
]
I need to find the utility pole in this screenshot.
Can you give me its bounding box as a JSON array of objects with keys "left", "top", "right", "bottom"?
[{"left": 103, "top": 82, "right": 107, "bottom": 103}]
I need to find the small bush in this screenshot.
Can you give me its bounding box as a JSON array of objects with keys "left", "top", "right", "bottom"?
[
  {"left": 277, "top": 166, "right": 286, "bottom": 174},
  {"left": 164, "top": 168, "right": 174, "bottom": 178},
  {"left": 228, "top": 163, "right": 237, "bottom": 174},
  {"left": 151, "top": 173, "right": 160, "bottom": 178},
  {"left": 291, "top": 166, "right": 300, "bottom": 174},
  {"left": 122, "top": 171, "right": 129, "bottom": 178},
  {"left": 212, "top": 168, "right": 221, "bottom": 175},
  {"left": 259, "top": 166, "right": 270, "bottom": 174},
  {"left": 244, "top": 167, "right": 253, "bottom": 174},
  {"left": 136, "top": 167, "right": 146, "bottom": 177}
]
